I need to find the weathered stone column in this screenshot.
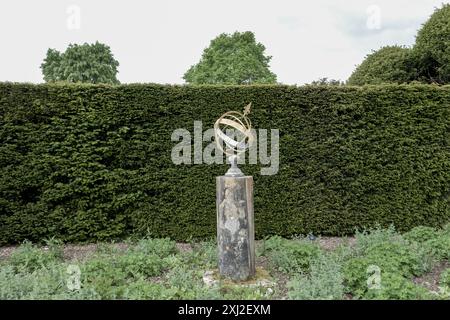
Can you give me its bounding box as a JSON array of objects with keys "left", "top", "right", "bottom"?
[{"left": 216, "top": 175, "right": 255, "bottom": 281}]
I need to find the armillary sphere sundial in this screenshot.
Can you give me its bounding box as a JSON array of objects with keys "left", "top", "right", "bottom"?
[
  {"left": 214, "top": 103, "right": 256, "bottom": 282},
  {"left": 214, "top": 103, "right": 254, "bottom": 176}
]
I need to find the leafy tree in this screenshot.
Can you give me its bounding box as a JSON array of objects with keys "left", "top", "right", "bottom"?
[
  {"left": 41, "top": 41, "right": 120, "bottom": 84},
  {"left": 183, "top": 31, "right": 277, "bottom": 85},
  {"left": 310, "top": 78, "right": 344, "bottom": 86},
  {"left": 347, "top": 46, "right": 416, "bottom": 85},
  {"left": 414, "top": 4, "right": 450, "bottom": 84}
]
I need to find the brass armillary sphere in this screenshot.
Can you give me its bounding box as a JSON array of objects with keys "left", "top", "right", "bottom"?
[{"left": 214, "top": 103, "right": 255, "bottom": 176}]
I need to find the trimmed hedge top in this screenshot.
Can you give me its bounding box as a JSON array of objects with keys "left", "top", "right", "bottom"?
[{"left": 0, "top": 83, "right": 449, "bottom": 244}]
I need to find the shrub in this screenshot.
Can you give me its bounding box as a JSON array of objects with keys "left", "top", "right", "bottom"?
[
  {"left": 213, "top": 284, "right": 269, "bottom": 300},
  {"left": 414, "top": 4, "right": 450, "bottom": 84},
  {"left": 263, "top": 236, "right": 321, "bottom": 273},
  {"left": 163, "top": 265, "right": 209, "bottom": 299},
  {"left": 287, "top": 253, "right": 344, "bottom": 300},
  {"left": 0, "top": 262, "right": 102, "bottom": 300},
  {"left": 0, "top": 264, "right": 61, "bottom": 299},
  {"left": 342, "top": 256, "right": 429, "bottom": 299},
  {"left": 118, "top": 252, "right": 170, "bottom": 278},
  {"left": 343, "top": 237, "right": 434, "bottom": 297},
  {"left": 132, "top": 238, "right": 178, "bottom": 257},
  {"left": 122, "top": 279, "right": 176, "bottom": 300},
  {"left": 80, "top": 256, "right": 128, "bottom": 299},
  {"left": 354, "top": 226, "right": 436, "bottom": 274},
  {"left": 363, "top": 272, "right": 432, "bottom": 300},
  {"left": 80, "top": 249, "right": 174, "bottom": 298},
  {"left": 365, "top": 242, "right": 432, "bottom": 276},
  {"left": 0, "top": 83, "right": 449, "bottom": 243},
  {"left": 347, "top": 46, "right": 416, "bottom": 85},
  {"left": 440, "top": 268, "right": 450, "bottom": 288},
  {"left": 184, "top": 240, "right": 217, "bottom": 269},
  {"left": 7, "top": 241, "right": 63, "bottom": 273},
  {"left": 354, "top": 225, "right": 403, "bottom": 254},
  {"left": 404, "top": 225, "right": 450, "bottom": 260},
  {"left": 422, "top": 236, "right": 450, "bottom": 260},
  {"left": 404, "top": 226, "right": 439, "bottom": 243},
  {"left": 442, "top": 223, "right": 450, "bottom": 235}
]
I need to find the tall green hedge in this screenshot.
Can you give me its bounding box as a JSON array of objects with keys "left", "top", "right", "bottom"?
[{"left": 0, "top": 83, "right": 449, "bottom": 244}]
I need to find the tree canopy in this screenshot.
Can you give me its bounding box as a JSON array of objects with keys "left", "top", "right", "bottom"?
[
  {"left": 347, "top": 46, "right": 415, "bottom": 85},
  {"left": 347, "top": 4, "right": 450, "bottom": 85},
  {"left": 41, "top": 41, "right": 120, "bottom": 84},
  {"left": 183, "top": 31, "right": 277, "bottom": 85},
  {"left": 414, "top": 4, "right": 450, "bottom": 84},
  {"left": 310, "top": 78, "right": 344, "bottom": 86}
]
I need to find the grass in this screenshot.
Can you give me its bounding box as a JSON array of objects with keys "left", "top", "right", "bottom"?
[{"left": 0, "top": 225, "right": 449, "bottom": 300}]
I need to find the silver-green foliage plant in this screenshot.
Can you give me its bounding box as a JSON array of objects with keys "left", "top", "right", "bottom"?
[
  {"left": 354, "top": 225, "right": 403, "bottom": 254},
  {"left": 0, "top": 228, "right": 447, "bottom": 300},
  {"left": 287, "top": 253, "right": 345, "bottom": 300},
  {"left": 438, "top": 268, "right": 450, "bottom": 299},
  {"left": 122, "top": 279, "right": 177, "bottom": 300},
  {"left": 79, "top": 239, "right": 180, "bottom": 298},
  {"left": 355, "top": 225, "right": 436, "bottom": 275},
  {"left": 8, "top": 240, "right": 63, "bottom": 273},
  {"left": 404, "top": 225, "right": 450, "bottom": 260},
  {"left": 363, "top": 272, "right": 433, "bottom": 300},
  {"left": 342, "top": 226, "right": 441, "bottom": 299},
  {"left": 262, "top": 236, "right": 321, "bottom": 274},
  {"left": 0, "top": 262, "right": 101, "bottom": 300},
  {"left": 133, "top": 238, "right": 178, "bottom": 257},
  {"left": 184, "top": 240, "right": 217, "bottom": 269},
  {"left": 403, "top": 226, "right": 439, "bottom": 243}
]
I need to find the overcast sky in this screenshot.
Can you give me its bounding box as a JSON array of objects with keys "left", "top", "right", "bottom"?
[{"left": 0, "top": 0, "right": 448, "bottom": 85}]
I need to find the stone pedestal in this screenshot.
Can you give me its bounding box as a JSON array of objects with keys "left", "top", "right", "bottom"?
[{"left": 216, "top": 175, "right": 255, "bottom": 281}]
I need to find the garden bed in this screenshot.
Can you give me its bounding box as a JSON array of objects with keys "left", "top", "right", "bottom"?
[{"left": 0, "top": 225, "right": 448, "bottom": 300}]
